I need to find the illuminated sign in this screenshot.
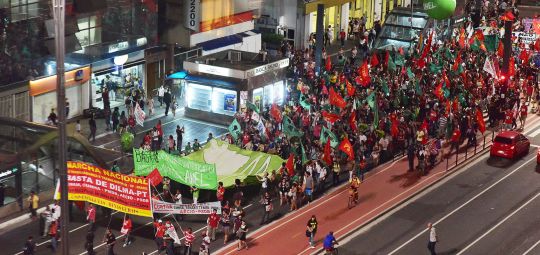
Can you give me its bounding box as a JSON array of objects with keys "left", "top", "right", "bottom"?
[
  {"left": 245, "top": 58, "right": 289, "bottom": 78},
  {"left": 0, "top": 167, "right": 18, "bottom": 179}
]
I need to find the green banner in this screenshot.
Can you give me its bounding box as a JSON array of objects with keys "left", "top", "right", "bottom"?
[
  {"left": 133, "top": 149, "right": 218, "bottom": 190},
  {"left": 185, "top": 139, "right": 285, "bottom": 187}
]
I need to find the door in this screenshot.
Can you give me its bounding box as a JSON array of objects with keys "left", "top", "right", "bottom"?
[{"left": 146, "top": 62, "right": 159, "bottom": 98}]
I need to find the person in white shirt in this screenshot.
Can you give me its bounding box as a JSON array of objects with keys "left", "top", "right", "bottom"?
[
  {"left": 157, "top": 86, "right": 165, "bottom": 107},
  {"left": 174, "top": 189, "right": 183, "bottom": 221},
  {"left": 427, "top": 223, "right": 437, "bottom": 255},
  {"left": 52, "top": 201, "right": 61, "bottom": 222},
  {"left": 41, "top": 206, "right": 54, "bottom": 237}
]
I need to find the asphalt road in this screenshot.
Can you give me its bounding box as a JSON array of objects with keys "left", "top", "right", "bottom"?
[{"left": 339, "top": 128, "right": 540, "bottom": 255}]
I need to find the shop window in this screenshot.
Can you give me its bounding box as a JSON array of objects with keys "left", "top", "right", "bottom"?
[
  {"left": 212, "top": 87, "right": 236, "bottom": 116},
  {"left": 187, "top": 83, "right": 212, "bottom": 112},
  {"left": 273, "top": 81, "right": 284, "bottom": 105},
  {"left": 252, "top": 88, "right": 263, "bottom": 110},
  {"left": 9, "top": 0, "right": 42, "bottom": 22},
  {"left": 263, "top": 84, "right": 274, "bottom": 108}
]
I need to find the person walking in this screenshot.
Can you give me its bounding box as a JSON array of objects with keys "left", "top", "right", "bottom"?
[
  {"left": 163, "top": 89, "right": 172, "bottom": 116},
  {"left": 236, "top": 220, "right": 249, "bottom": 251},
  {"left": 207, "top": 209, "right": 220, "bottom": 241},
  {"left": 23, "top": 236, "right": 36, "bottom": 255},
  {"left": 88, "top": 114, "right": 97, "bottom": 142},
  {"left": 27, "top": 191, "right": 39, "bottom": 220},
  {"left": 306, "top": 215, "right": 318, "bottom": 248},
  {"left": 427, "top": 223, "right": 438, "bottom": 255},
  {"left": 85, "top": 230, "right": 95, "bottom": 255},
  {"left": 103, "top": 228, "right": 116, "bottom": 255},
  {"left": 339, "top": 29, "right": 346, "bottom": 47},
  {"left": 303, "top": 172, "right": 314, "bottom": 203},
  {"left": 332, "top": 161, "right": 340, "bottom": 186},
  {"left": 121, "top": 215, "right": 132, "bottom": 247},
  {"left": 260, "top": 191, "right": 272, "bottom": 225},
  {"left": 183, "top": 227, "right": 195, "bottom": 255},
  {"left": 191, "top": 186, "right": 199, "bottom": 204},
  {"left": 112, "top": 107, "right": 119, "bottom": 133},
  {"left": 86, "top": 203, "right": 96, "bottom": 232},
  {"left": 220, "top": 211, "right": 231, "bottom": 244},
  {"left": 176, "top": 125, "right": 184, "bottom": 152},
  {"left": 41, "top": 206, "right": 53, "bottom": 238},
  {"left": 407, "top": 144, "right": 415, "bottom": 172},
  {"left": 157, "top": 85, "right": 165, "bottom": 107},
  {"left": 48, "top": 220, "right": 58, "bottom": 252},
  {"left": 199, "top": 232, "right": 211, "bottom": 255}
]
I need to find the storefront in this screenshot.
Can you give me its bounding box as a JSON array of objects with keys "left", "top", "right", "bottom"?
[
  {"left": 181, "top": 50, "right": 289, "bottom": 125},
  {"left": 90, "top": 50, "right": 146, "bottom": 109},
  {"left": 0, "top": 154, "right": 22, "bottom": 209},
  {"left": 29, "top": 66, "right": 91, "bottom": 123}
]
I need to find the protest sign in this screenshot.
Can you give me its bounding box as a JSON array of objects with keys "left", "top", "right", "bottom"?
[{"left": 152, "top": 200, "right": 222, "bottom": 215}]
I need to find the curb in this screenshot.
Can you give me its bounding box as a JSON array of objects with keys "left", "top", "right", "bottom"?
[{"left": 312, "top": 145, "right": 492, "bottom": 255}]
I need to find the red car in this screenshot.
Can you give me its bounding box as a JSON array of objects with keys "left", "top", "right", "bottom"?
[
  {"left": 537, "top": 148, "right": 540, "bottom": 164},
  {"left": 490, "top": 131, "right": 530, "bottom": 159}
]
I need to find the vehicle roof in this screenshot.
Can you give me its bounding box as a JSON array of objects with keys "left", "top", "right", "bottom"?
[{"left": 496, "top": 131, "right": 522, "bottom": 139}]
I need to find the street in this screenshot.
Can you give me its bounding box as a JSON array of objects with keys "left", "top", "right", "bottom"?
[{"left": 338, "top": 121, "right": 540, "bottom": 255}]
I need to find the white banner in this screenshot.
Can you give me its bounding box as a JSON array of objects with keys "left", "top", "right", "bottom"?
[
  {"left": 134, "top": 103, "right": 146, "bottom": 127},
  {"left": 152, "top": 200, "right": 221, "bottom": 215}
]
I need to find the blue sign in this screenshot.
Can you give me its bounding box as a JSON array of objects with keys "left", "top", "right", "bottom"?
[{"left": 224, "top": 94, "right": 236, "bottom": 111}]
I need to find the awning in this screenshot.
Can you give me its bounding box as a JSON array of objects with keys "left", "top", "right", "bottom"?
[
  {"left": 197, "top": 35, "right": 243, "bottom": 51},
  {"left": 184, "top": 74, "right": 237, "bottom": 90}
]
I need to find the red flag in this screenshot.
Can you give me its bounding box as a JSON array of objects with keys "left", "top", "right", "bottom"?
[
  {"left": 475, "top": 30, "right": 485, "bottom": 41},
  {"left": 338, "top": 137, "right": 354, "bottom": 160},
  {"left": 329, "top": 88, "right": 347, "bottom": 108},
  {"left": 421, "top": 119, "right": 428, "bottom": 131},
  {"left": 535, "top": 38, "right": 540, "bottom": 51},
  {"left": 502, "top": 11, "right": 515, "bottom": 21},
  {"left": 509, "top": 57, "right": 515, "bottom": 77},
  {"left": 325, "top": 57, "right": 332, "bottom": 71},
  {"left": 459, "top": 29, "right": 466, "bottom": 48},
  {"left": 346, "top": 80, "right": 356, "bottom": 97},
  {"left": 443, "top": 70, "right": 451, "bottom": 87},
  {"left": 476, "top": 109, "right": 486, "bottom": 134},
  {"left": 384, "top": 51, "right": 390, "bottom": 66},
  {"left": 519, "top": 50, "right": 529, "bottom": 64},
  {"left": 285, "top": 154, "right": 294, "bottom": 176},
  {"left": 497, "top": 41, "right": 504, "bottom": 57},
  {"left": 453, "top": 98, "right": 459, "bottom": 112},
  {"left": 533, "top": 19, "right": 540, "bottom": 35},
  {"left": 371, "top": 53, "right": 380, "bottom": 67},
  {"left": 322, "top": 110, "right": 340, "bottom": 123},
  {"left": 147, "top": 168, "right": 163, "bottom": 186},
  {"left": 322, "top": 137, "right": 332, "bottom": 166},
  {"left": 398, "top": 47, "right": 404, "bottom": 55},
  {"left": 358, "top": 61, "right": 371, "bottom": 86},
  {"left": 270, "top": 103, "right": 282, "bottom": 123},
  {"left": 435, "top": 82, "right": 443, "bottom": 99},
  {"left": 348, "top": 111, "right": 357, "bottom": 131},
  {"left": 452, "top": 52, "right": 461, "bottom": 72},
  {"left": 391, "top": 120, "right": 399, "bottom": 137}
]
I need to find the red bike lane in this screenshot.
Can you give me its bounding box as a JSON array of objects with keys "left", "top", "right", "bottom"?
[{"left": 215, "top": 114, "right": 540, "bottom": 255}]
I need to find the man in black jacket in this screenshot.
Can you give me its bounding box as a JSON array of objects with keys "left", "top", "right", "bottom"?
[{"left": 163, "top": 89, "right": 172, "bottom": 116}]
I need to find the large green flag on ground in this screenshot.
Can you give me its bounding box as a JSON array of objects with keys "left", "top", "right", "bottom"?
[
  {"left": 283, "top": 116, "right": 303, "bottom": 137},
  {"left": 133, "top": 149, "right": 218, "bottom": 189},
  {"left": 228, "top": 119, "right": 242, "bottom": 140}
]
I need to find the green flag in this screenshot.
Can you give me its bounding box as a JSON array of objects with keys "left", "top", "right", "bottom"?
[
  {"left": 373, "top": 102, "right": 379, "bottom": 128},
  {"left": 388, "top": 55, "right": 397, "bottom": 72},
  {"left": 445, "top": 48, "right": 454, "bottom": 60},
  {"left": 415, "top": 80, "right": 422, "bottom": 95},
  {"left": 247, "top": 101, "right": 260, "bottom": 113},
  {"left": 299, "top": 94, "right": 311, "bottom": 109},
  {"left": 367, "top": 92, "right": 376, "bottom": 110},
  {"left": 443, "top": 87, "right": 450, "bottom": 98},
  {"left": 283, "top": 116, "right": 303, "bottom": 138},
  {"left": 484, "top": 34, "right": 498, "bottom": 52},
  {"left": 320, "top": 126, "right": 339, "bottom": 148},
  {"left": 228, "top": 119, "right": 242, "bottom": 140},
  {"left": 394, "top": 53, "right": 405, "bottom": 66},
  {"left": 301, "top": 142, "right": 308, "bottom": 164},
  {"left": 407, "top": 67, "right": 415, "bottom": 79},
  {"left": 429, "top": 62, "right": 442, "bottom": 73},
  {"left": 381, "top": 80, "right": 390, "bottom": 95}
]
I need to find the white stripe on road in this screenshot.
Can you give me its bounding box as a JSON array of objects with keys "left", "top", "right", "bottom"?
[
  {"left": 523, "top": 239, "right": 540, "bottom": 255},
  {"left": 527, "top": 127, "right": 540, "bottom": 138},
  {"left": 387, "top": 156, "right": 536, "bottom": 255},
  {"left": 456, "top": 192, "right": 540, "bottom": 254}
]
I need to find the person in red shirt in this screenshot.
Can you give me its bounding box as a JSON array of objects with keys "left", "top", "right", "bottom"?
[
  {"left": 156, "top": 120, "right": 163, "bottom": 148},
  {"left": 520, "top": 103, "right": 528, "bottom": 129},
  {"left": 448, "top": 126, "right": 461, "bottom": 156},
  {"left": 339, "top": 29, "right": 346, "bottom": 46},
  {"left": 207, "top": 209, "right": 220, "bottom": 241},
  {"left": 183, "top": 227, "right": 195, "bottom": 255},
  {"left": 154, "top": 219, "right": 166, "bottom": 251},
  {"left": 505, "top": 109, "right": 514, "bottom": 130},
  {"left": 121, "top": 215, "right": 132, "bottom": 247},
  {"left": 86, "top": 203, "right": 96, "bottom": 232},
  {"left": 216, "top": 182, "right": 225, "bottom": 205}
]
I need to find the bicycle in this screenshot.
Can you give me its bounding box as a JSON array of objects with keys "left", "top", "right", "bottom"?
[{"left": 324, "top": 246, "right": 339, "bottom": 255}]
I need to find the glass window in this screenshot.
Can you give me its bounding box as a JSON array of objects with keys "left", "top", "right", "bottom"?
[
  {"left": 186, "top": 83, "right": 212, "bottom": 112},
  {"left": 273, "top": 81, "right": 284, "bottom": 105},
  {"left": 212, "top": 88, "right": 236, "bottom": 116},
  {"left": 385, "top": 15, "right": 427, "bottom": 29},
  {"left": 76, "top": 15, "right": 101, "bottom": 47},
  {"left": 252, "top": 88, "right": 263, "bottom": 110},
  {"left": 263, "top": 84, "right": 274, "bottom": 107}
]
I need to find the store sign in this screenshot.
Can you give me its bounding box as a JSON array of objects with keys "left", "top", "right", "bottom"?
[
  {"left": 0, "top": 167, "right": 18, "bottom": 179},
  {"left": 185, "top": 0, "right": 201, "bottom": 32},
  {"left": 245, "top": 58, "right": 290, "bottom": 78},
  {"left": 108, "top": 41, "right": 130, "bottom": 53}
]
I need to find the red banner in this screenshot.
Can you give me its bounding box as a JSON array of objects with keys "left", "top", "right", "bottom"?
[{"left": 67, "top": 161, "right": 152, "bottom": 217}]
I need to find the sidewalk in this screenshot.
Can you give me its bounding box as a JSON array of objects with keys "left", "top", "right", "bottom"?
[{"left": 214, "top": 115, "right": 540, "bottom": 255}]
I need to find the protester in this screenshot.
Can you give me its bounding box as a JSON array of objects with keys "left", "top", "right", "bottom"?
[
  {"left": 183, "top": 227, "right": 195, "bottom": 255},
  {"left": 23, "top": 236, "right": 36, "bottom": 255},
  {"left": 86, "top": 203, "right": 96, "bottom": 232},
  {"left": 121, "top": 215, "right": 133, "bottom": 247},
  {"left": 103, "top": 228, "right": 116, "bottom": 255},
  {"left": 236, "top": 220, "right": 249, "bottom": 251},
  {"left": 306, "top": 215, "right": 318, "bottom": 248},
  {"left": 27, "top": 191, "right": 39, "bottom": 220},
  {"left": 207, "top": 208, "right": 220, "bottom": 241}
]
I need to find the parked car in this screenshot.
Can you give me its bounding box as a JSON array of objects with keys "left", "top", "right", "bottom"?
[{"left": 490, "top": 131, "right": 530, "bottom": 159}]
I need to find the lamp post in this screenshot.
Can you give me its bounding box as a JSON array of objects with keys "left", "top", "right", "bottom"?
[{"left": 52, "top": 0, "right": 69, "bottom": 254}]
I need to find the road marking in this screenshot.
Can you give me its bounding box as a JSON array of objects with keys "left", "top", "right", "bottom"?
[
  {"left": 387, "top": 156, "right": 536, "bottom": 255},
  {"left": 218, "top": 160, "right": 402, "bottom": 255},
  {"left": 527, "top": 127, "right": 540, "bottom": 138},
  {"left": 456, "top": 192, "right": 540, "bottom": 255},
  {"left": 523, "top": 239, "right": 540, "bottom": 255}
]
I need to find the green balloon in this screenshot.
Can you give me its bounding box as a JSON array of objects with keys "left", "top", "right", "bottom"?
[
  {"left": 423, "top": 0, "right": 456, "bottom": 20},
  {"left": 120, "top": 132, "right": 134, "bottom": 151}
]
